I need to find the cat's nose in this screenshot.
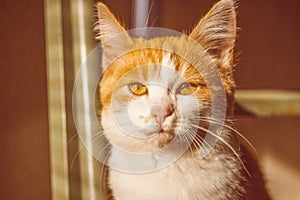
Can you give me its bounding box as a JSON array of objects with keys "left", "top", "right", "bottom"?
[{"left": 150, "top": 104, "right": 173, "bottom": 125}]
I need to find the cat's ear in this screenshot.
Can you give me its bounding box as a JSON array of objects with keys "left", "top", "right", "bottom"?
[
  {"left": 189, "top": 0, "right": 236, "bottom": 70},
  {"left": 96, "top": 3, "right": 132, "bottom": 67}
]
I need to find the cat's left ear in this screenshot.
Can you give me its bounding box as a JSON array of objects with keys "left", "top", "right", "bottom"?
[
  {"left": 96, "top": 3, "right": 133, "bottom": 67},
  {"left": 189, "top": 0, "right": 236, "bottom": 70}
]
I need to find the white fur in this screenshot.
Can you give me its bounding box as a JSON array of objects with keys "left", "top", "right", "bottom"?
[{"left": 109, "top": 149, "right": 243, "bottom": 200}]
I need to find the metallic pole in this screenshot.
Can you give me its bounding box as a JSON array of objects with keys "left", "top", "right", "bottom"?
[{"left": 69, "top": 0, "right": 103, "bottom": 200}]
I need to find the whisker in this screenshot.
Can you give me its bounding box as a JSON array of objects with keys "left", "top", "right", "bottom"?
[
  {"left": 149, "top": 16, "right": 158, "bottom": 27},
  {"left": 70, "top": 144, "right": 84, "bottom": 170},
  {"left": 100, "top": 145, "right": 112, "bottom": 192},
  {"left": 191, "top": 124, "right": 251, "bottom": 177},
  {"left": 185, "top": 129, "right": 212, "bottom": 160},
  {"left": 68, "top": 132, "right": 79, "bottom": 144},
  {"left": 177, "top": 121, "right": 211, "bottom": 162},
  {"left": 69, "top": 132, "right": 105, "bottom": 170},
  {"left": 198, "top": 117, "right": 258, "bottom": 157},
  {"left": 182, "top": 131, "right": 199, "bottom": 161},
  {"left": 144, "top": 0, "right": 155, "bottom": 28}
]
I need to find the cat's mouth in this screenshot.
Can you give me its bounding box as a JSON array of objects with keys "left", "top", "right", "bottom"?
[{"left": 157, "top": 129, "right": 175, "bottom": 148}]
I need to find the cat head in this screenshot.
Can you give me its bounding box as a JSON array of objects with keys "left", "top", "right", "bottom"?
[{"left": 96, "top": 0, "right": 237, "bottom": 153}]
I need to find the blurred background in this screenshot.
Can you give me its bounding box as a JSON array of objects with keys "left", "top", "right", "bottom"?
[{"left": 0, "top": 0, "right": 299, "bottom": 199}]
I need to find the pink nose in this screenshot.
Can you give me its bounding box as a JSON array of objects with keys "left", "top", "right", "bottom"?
[{"left": 150, "top": 105, "right": 172, "bottom": 125}]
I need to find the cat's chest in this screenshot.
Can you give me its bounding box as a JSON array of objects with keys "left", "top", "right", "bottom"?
[
  {"left": 108, "top": 152, "right": 235, "bottom": 200},
  {"left": 109, "top": 162, "right": 200, "bottom": 200}
]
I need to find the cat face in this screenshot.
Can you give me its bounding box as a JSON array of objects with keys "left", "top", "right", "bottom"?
[
  {"left": 97, "top": 0, "right": 236, "bottom": 153},
  {"left": 100, "top": 48, "right": 207, "bottom": 151}
]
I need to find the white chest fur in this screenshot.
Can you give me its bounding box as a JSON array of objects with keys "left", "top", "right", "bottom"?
[{"left": 109, "top": 150, "right": 244, "bottom": 200}]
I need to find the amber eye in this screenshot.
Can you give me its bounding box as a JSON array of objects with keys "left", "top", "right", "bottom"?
[
  {"left": 128, "top": 83, "right": 148, "bottom": 96},
  {"left": 176, "top": 82, "right": 197, "bottom": 95}
]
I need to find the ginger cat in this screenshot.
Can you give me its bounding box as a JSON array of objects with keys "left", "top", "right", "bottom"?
[{"left": 95, "top": 0, "right": 270, "bottom": 199}]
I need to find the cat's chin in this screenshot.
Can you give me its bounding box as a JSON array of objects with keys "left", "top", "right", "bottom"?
[{"left": 156, "top": 131, "right": 175, "bottom": 148}]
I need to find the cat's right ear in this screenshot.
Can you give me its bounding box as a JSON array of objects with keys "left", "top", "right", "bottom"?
[{"left": 96, "top": 3, "right": 132, "bottom": 67}]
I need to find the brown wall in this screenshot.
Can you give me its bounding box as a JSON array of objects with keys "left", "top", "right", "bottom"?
[
  {"left": 236, "top": 0, "right": 300, "bottom": 89},
  {"left": 0, "top": 0, "right": 51, "bottom": 200}
]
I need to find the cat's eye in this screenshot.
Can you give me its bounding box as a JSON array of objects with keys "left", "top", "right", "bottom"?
[
  {"left": 128, "top": 83, "right": 148, "bottom": 96},
  {"left": 176, "top": 82, "right": 197, "bottom": 95}
]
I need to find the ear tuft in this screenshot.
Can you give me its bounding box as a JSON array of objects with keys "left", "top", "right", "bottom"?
[
  {"left": 189, "top": 0, "right": 237, "bottom": 69},
  {"left": 96, "top": 2, "right": 132, "bottom": 67}
]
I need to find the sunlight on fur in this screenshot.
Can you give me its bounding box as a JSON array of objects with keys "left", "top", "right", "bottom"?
[{"left": 95, "top": 0, "right": 271, "bottom": 199}]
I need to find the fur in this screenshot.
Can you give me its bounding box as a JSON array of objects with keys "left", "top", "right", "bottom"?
[{"left": 96, "top": 0, "right": 270, "bottom": 199}]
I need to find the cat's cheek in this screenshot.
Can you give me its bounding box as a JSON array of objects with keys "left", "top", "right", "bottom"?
[{"left": 176, "top": 95, "right": 201, "bottom": 116}]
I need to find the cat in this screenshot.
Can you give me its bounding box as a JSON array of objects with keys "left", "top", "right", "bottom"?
[{"left": 95, "top": 0, "right": 270, "bottom": 199}]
